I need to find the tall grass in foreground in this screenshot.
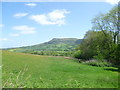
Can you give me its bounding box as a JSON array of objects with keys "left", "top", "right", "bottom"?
[{"left": 2, "top": 66, "right": 30, "bottom": 88}]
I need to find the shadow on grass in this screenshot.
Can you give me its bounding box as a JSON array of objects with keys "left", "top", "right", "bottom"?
[{"left": 104, "top": 68, "right": 119, "bottom": 72}]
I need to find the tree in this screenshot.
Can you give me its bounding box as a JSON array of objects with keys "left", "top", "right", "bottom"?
[
  {"left": 74, "top": 5, "right": 120, "bottom": 67},
  {"left": 92, "top": 6, "right": 120, "bottom": 44},
  {"left": 74, "top": 6, "right": 119, "bottom": 66},
  {"left": 91, "top": 6, "right": 120, "bottom": 66},
  {"left": 77, "top": 30, "right": 112, "bottom": 60}
]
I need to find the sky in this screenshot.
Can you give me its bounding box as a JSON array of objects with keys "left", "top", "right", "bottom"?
[{"left": 0, "top": 0, "right": 119, "bottom": 48}]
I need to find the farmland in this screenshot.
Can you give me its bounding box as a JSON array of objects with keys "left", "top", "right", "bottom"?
[{"left": 2, "top": 51, "right": 118, "bottom": 88}]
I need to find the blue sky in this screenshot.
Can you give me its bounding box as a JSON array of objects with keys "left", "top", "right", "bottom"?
[{"left": 0, "top": 1, "right": 118, "bottom": 48}]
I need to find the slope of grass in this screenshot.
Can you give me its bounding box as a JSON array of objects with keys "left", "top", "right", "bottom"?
[
  {"left": 7, "top": 38, "right": 83, "bottom": 52},
  {"left": 2, "top": 51, "right": 118, "bottom": 88}
]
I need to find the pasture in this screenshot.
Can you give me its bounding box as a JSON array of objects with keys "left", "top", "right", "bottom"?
[{"left": 2, "top": 51, "right": 118, "bottom": 88}]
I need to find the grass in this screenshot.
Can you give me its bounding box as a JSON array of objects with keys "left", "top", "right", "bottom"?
[{"left": 2, "top": 50, "right": 118, "bottom": 88}]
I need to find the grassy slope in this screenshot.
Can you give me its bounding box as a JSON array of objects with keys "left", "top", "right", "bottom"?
[
  {"left": 8, "top": 38, "right": 82, "bottom": 52},
  {"left": 2, "top": 51, "right": 118, "bottom": 88}
]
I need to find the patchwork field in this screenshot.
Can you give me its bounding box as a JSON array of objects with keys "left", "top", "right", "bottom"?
[{"left": 2, "top": 51, "right": 118, "bottom": 88}]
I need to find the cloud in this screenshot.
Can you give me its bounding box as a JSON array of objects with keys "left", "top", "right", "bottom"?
[
  {"left": 10, "top": 33, "right": 20, "bottom": 37},
  {"left": 0, "top": 24, "right": 4, "bottom": 28},
  {"left": 48, "top": 9, "right": 69, "bottom": 21},
  {"left": 13, "top": 13, "right": 28, "bottom": 18},
  {"left": 25, "top": 3, "right": 37, "bottom": 7},
  {"left": 106, "top": 0, "right": 119, "bottom": 4},
  {"left": 30, "top": 9, "right": 70, "bottom": 26},
  {"left": 0, "top": 38, "right": 8, "bottom": 41},
  {"left": 12, "top": 25, "right": 36, "bottom": 35}
]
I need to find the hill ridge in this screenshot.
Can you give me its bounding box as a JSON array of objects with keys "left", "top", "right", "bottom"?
[{"left": 8, "top": 38, "right": 83, "bottom": 52}]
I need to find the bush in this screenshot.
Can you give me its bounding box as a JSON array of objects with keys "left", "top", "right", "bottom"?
[
  {"left": 73, "top": 50, "right": 81, "bottom": 59},
  {"left": 93, "top": 53, "right": 104, "bottom": 62},
  {"left": 108, "top": 44, "right": 120, "bottom": 66}
]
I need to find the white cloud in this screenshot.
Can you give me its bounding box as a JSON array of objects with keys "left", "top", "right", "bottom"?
[
  {"left": 13, "top": 13, "right": 28, "bottom": 18},
  {"left": 30, "top": 9, "right": 70, "bottom": 26},
  {"left": 12, "top": 25, "right": 36, "bottom": 35},
  {"left": 48, "top": 9, "right": 70, "bottom": 21},
  {"left": 0, "top": 24, "right": 4, "bottom": 28},
  {"left": 10, "top": 33, "right": 20, "bottom": 37},
  {"left": 0, "top": 38, "right": 8, "bottom": 41},
  {"left": 106, "top": 0, "right": 119, "bottom": 4},
  {"left": 25, "top": 3, "right": 37, "bottom": 7}
]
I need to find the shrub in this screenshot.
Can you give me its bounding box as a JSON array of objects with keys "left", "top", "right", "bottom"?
[
  {"left": 73, "top": 50, "right": 81, "bottom": 59},
  {"left": 93, "top": 54, "right": 104, "bottom": 62}
]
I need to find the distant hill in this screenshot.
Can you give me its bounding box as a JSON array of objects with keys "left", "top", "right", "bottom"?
[{"left": 8, "top": 38, "right": 83, "bottom": 52}]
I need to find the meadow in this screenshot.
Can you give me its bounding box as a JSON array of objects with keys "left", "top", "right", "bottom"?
[{"left": 2, "top": 51, "right": 118, "bottom": 88}]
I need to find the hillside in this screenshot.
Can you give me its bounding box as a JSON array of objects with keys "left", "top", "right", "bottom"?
[{"left": 9, "top": 38, "right": 83, "bottom": 52}]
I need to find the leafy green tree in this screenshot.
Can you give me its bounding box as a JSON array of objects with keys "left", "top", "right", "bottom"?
[
  {"left": 92, "top": 6, "right": 119, "bottom": 44},
  {"left": 77, "top": 30, "right": 112, "bottom": 60},
  {"left": 75, "top": 6, "right": 119, "bottom": 67},
  {"left": 92, "top": 6, "right": 120, "bottom": 65}
]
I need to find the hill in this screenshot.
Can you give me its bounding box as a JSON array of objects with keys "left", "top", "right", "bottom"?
[{"left": 8, "top": 38, "right": 83, "bottom": 52}]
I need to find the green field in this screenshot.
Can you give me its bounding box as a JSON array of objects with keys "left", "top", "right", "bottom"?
[{"left": 2, "top": 51, "right": 118, "bottom": 88}]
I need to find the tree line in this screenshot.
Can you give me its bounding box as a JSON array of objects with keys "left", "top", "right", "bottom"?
[{"left": 74, "top": 6, "right": 120, "bottom": 67}]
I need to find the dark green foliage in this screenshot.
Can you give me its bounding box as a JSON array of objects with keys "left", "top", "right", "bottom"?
[
  {"left": 73, "top": 50, "right": 81, "bottom": 59},
  {"left": 108, "top": 44, "right": 120, "bottom": 67},
  {"left": 75, "top": 31, "right": 112, "bottom": 60},
  {"left": 75, "top": 30, "right": 119, "bottom": 67}
]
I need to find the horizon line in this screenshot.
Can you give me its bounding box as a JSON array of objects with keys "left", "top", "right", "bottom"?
[{"left": 0, "top": 37, "right": 82, "bottom": 49}]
